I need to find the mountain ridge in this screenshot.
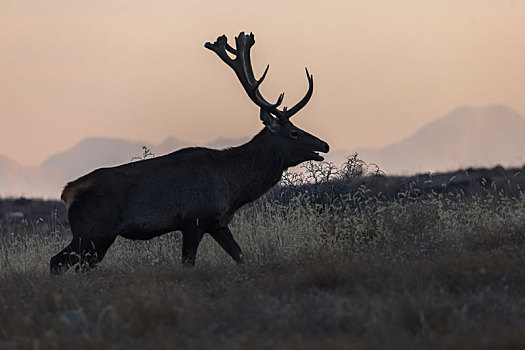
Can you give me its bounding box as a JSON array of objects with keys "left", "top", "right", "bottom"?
[
  {"left": 2, "top": 104, "right": 524, "bottom": 198},
  {"left": 1, "top": 136, "right": 253, "bottom": 198},
  {"left": 357, "top": 105, "right": 525, "bottom": 174}
]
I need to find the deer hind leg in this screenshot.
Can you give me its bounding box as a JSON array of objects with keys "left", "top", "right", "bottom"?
[
  {"left": 181, "top": 221, "right": 205, "bottom": 267},
  {"left": 50, "top": 236, "right": 115, "bottom": 274},
  {"left": 51, "top": 198, "right": 118, "bottom": 275},
  {"left": 209, "top": 226, "right": 244, "bottom": 264},
  {"left": 76, "top": 236, "right": 115, "bottom": 272},
  {"left": 50, "top": 237, "right": 81, "bottom": 274}
]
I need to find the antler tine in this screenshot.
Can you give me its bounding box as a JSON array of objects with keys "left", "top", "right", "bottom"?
[
  {"left": 254, "top": 64, "right": 269, "bottom": 89},
  {"left": 279, "top": 68, "right": 314, "bottom": 119},
  {"left": 225, "top": 42, "right": 237, "bottom": 55},
  {"left": 205, "top": 35, "right": 235, "bottom": 67},
  {"left": 234, "top": 32, "right": 257, "bottom": 86}
]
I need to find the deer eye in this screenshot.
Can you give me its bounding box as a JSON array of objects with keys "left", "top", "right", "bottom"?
[{"left": 290, "top": 130, "right": 300, "bottom": 139}]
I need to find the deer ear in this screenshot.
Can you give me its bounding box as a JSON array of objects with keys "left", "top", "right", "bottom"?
[{"left": 260, "top": 109, "right": 280, "bottom": 133}]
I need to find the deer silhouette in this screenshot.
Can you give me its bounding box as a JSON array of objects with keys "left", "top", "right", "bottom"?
[{"left": 50, "top": 32, "right": 329, "bottom": 274}]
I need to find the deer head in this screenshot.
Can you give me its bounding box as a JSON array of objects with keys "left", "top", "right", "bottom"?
[{"left": 205, "top": 32, "right": 329, "bottom": 168}]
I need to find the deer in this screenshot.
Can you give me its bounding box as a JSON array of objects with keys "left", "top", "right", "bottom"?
[{"left": 50, "top": 32, "right": 329, "bottom": 274}]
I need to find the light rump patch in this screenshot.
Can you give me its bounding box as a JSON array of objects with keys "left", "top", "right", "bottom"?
[{"left": 61, "top": 180, "right": 92, "bottom": 209}]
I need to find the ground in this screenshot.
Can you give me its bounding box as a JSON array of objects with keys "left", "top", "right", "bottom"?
[{"left": 1, "top": 165, "right": 525, "bottom": 349}]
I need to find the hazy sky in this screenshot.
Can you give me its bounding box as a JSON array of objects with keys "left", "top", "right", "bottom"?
[{"left": 1, "top": 0, "right": 524, "bottom": 166}]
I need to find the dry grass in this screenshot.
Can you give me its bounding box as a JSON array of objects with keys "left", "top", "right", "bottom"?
[{"left": 2, "top": 184, "right": 525, "bottom": 349}]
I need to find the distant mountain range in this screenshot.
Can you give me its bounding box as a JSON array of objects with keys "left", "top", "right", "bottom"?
[
  {"left": 0, "top": 155, "right": 64, "bottom": 199},
  {"left": 0, "top": 136, "right": 250, "bottom": 198},
  {"left": 42, "top": 137, "right": 189, "bottom": 182},
  {"left": 1, "top": 105, "right": 525, "bottom": 198},
  {"left": 358, "top": 105, "right": 525, "bottom": 174}
]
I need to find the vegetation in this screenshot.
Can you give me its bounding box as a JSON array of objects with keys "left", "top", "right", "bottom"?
[{"left": 1, "top": 156, "right": 525, "bottom": 349}]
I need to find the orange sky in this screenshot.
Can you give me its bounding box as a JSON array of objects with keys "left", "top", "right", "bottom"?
[{"left": 1, "top": 0, "right": 524, "bottom": 166}]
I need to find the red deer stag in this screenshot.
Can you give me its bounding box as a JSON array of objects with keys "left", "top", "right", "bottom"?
[{"left": 50, "top": 32, "right": 329, "bottom": 274}]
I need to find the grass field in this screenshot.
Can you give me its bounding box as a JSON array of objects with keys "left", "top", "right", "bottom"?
[{"left": 1, "top": 161, "right": 525, "bottom": 349}]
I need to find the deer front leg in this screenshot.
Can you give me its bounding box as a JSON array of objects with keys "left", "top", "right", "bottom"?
[
  {"left": 181, "top": 221, "right": 205, "bottom": 267},
  {"left": 209, "top": 226, "right": 244, "bottom": 264}
]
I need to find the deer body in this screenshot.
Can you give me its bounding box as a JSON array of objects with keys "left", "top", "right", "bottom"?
[
  {"left": 50, "top": 32, "right": 329, "bottom": 274},
  {"left": 68, "top": 129, "right": 286, "bottom": 239}
]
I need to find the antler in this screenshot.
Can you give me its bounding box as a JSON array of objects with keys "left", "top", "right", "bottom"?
[{"left": 205, "top": 32, "right": 313, "bottom": 122}]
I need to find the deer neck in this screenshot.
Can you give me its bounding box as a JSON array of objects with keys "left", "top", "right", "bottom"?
[{"left": 225, "top": 128, "right": 286, "bottom": 206}]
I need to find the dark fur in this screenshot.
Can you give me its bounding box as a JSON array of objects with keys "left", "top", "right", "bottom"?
[{"left": 50, "top": 126, "right": 328, "bottom": 273}]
